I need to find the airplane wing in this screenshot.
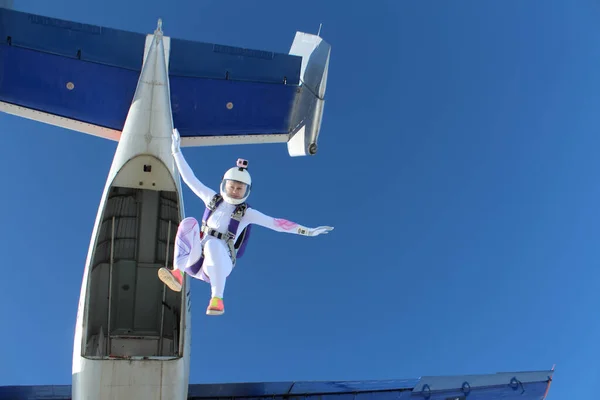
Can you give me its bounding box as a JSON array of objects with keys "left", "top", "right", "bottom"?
[
  {"left": 0, "top": 369, "right": 554, "bottom": 400},
  {"left": 0, "top": 7, "right": 330, "bottom": 156}
]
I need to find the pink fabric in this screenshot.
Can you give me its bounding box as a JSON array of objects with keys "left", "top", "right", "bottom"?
[{"left": 273, "top": 218, "right": 298, "bottom": 230}]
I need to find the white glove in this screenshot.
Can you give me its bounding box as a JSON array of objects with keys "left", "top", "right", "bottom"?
[
  {"left": 172, "top": 128, "right": 181, "bottom": 154},
  {"left": 304, "top": 226, "right": 334, "bottom": 236}
]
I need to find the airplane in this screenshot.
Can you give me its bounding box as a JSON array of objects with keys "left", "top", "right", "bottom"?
[{"left": 0, "top": 3, "right": 555, "bottom": 400}]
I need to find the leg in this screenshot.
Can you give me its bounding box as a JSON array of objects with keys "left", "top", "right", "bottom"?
[
  {"left": 202, "top": 238, "right": 233, "bottom": 315},
  {"left": 174, "top": 217, "right": 202, "bottom": 273},
  {"left": 158, "top": 217, "right": 202, "bottom": 292}
]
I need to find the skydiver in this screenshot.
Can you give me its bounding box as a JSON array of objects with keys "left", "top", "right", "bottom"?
[{"left": 158, "top": 128, "right": 334, "bottom": 316}]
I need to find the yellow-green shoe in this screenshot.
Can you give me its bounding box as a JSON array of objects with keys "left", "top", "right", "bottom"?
[{"left": 206, "top": 297, "right": 224, "bottom": 316}]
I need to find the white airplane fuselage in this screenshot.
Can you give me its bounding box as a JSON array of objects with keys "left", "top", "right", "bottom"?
[{"left": 71, "top": 26, "right": 191, "bottom": 400}]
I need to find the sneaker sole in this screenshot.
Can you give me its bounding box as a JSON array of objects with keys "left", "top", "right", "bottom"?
[
  {"left": 206, "top": 309, "right": 224, "bottom": 316},
  {"left": 158, "top": 268, "right": 182, "bottom": 292}
]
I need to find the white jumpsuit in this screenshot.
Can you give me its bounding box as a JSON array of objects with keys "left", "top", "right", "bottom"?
[{"left": 172, "top": 151, "right": 308, "bottom": 299}]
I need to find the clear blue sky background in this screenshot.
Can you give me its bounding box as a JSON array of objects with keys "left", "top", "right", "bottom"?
[{"left": 0, "top": 0, "right": 597, "bottom": 398}]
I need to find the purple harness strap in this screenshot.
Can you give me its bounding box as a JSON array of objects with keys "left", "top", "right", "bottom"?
[
  {"left": 200, "top": 194, "right": 252, "bottom": 262},
  {"left": 186, "top": 254, "right": 204, "bottom": 276}
]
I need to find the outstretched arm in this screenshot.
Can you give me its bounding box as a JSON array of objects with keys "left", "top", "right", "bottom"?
[
  {"left": 244, "top": 208, "right": 333, "bottom": 236},
  {"left": 172, "top": 129, "right": 216, "bottom": 205}
]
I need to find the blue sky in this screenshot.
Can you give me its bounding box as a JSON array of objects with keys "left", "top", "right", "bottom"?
[{"left": 0, "top": 0, "right": 597, "bottom": 398}]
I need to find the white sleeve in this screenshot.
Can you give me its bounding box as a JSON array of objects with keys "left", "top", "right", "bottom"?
[
  {"left": 173, "top": 151, "right": 216, "bottom": 205},
  {"left": 244, "top": 208, "right": 311, "bottom": 235}
]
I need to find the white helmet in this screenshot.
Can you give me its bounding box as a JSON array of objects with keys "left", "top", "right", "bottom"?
[{"left": 220, "top": 158, "right": 252, "bottom": 205}]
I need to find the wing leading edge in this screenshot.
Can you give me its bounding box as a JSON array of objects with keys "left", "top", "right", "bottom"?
[
  {"left": 0, "top": 369, "right": 554, "bottom": 400},
  {"left": 0, "top": 8, "right": 330, "bottom": 156}
]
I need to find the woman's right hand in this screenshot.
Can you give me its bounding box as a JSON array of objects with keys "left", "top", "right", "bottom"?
[{"left": 172, "top": 128, "right": 181, "bottom": 154}]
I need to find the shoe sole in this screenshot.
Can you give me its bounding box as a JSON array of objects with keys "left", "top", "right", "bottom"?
[
  {"left": 158, "top": 268, "right": 182, "bottom": 292},
  {"left": 206, "top": 309, "right": 224, "bottom": 316}
]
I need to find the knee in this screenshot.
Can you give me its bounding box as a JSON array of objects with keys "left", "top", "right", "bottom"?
[
  {"left": 181, "top": 216, "right": 198, "bottom": 226},
  {"left": 177, "top": 217, "right": 199, "bottom": 233}
]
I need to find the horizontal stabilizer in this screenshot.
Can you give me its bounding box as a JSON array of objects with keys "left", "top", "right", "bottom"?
[{"left": 0, "top": 8, "right": 331, "bottom": 156}]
